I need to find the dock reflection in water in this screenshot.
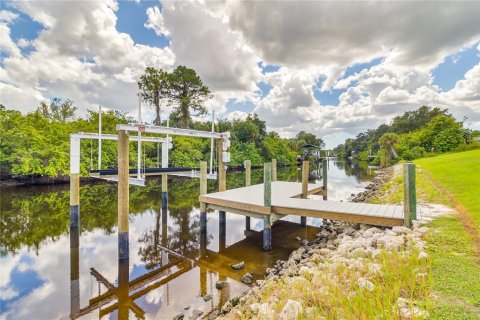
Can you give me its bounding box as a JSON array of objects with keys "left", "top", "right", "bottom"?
[{"left": 0, "top": 160, "right": 374, "bottom": 319}]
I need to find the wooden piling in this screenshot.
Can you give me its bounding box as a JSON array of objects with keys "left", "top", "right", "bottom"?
[
  {"left": 263, "top": 215, "right": 272, "bottom": 251},
  {"left": 161, "top": 174, "right": 168, "bottom": 208},
  {"left": 219, "top": 210, "right": 226, "bottom": 251},
  {"left": 200, "top": 161, "right": 207, "bottom": 233},
  {"left": 245, "top": 160, "right": 251, "bottom": 230},
  {"left": 272, "top": 159, "right": 277, "bottom": 182},
  {"left": 322, "top": 159, "right": 328, "bottom": 200},
  {"left": 70, "top": 173, "right": 80, "bottom": 227},
  {"left": 301, "top": 161, "right": 309, "bottom": 198},
  {"left": 322, "top": 159, "right": 328, "bottom": 191},
  {"left": 244, "top": 160, "right": 251, "bottom": 187},
  {"left": 218, "top": 141, "right": 226, "bottom": 192},
  {"left": 403, "top": 163, "right": 417, "bottom": 227},
  {"left": 264, "top": 163, "right": 272, "bottom": 208},
  {"left": 301, "top": 161, "right": 309, "bottom": 227},
  {"left": 118, "top": 130, "right": 129, "bottom": 260}
]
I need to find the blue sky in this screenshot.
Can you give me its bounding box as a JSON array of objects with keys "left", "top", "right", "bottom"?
[{"left": 1, "top": 1, "right": 479, "bottom": 147}]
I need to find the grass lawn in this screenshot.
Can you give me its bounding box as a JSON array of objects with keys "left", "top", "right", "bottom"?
[
  {"left": 415, "top": 149, "right": 480, "bottom": 229},
  {"left": 374, "top": 150, "right": 480, "bottom": 318},
  {"left": 415, "top": 150, "right": 480, "bottom": 318}
]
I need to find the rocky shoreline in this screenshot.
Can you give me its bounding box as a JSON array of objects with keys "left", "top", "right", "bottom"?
[
  {"left": 213, "top": 166, "right": 431, "bottom": 320},
  {"left": 350, "top": 166, "right": 394, "bottom": 203}
]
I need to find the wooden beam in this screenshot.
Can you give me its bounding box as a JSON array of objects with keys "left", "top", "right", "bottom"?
[
  {"left": 272, "top": 205, "right": 404, "bottom": 227},
  {"left": 207, "top": 204, "right": 267, "bottom": 220}
]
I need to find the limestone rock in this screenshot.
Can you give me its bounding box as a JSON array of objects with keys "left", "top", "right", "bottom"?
[
  {"left": 357, "top": 278, "right": 375, "bottom": 292},
  {"left": 278, "top": 299, "right": 303, "bottom": 320},
  {"left": 231, "top": 261, "right": 245, "bottom": 270},
  {"left": 241, "top": 272, "right": 253, "bottom": 284}
]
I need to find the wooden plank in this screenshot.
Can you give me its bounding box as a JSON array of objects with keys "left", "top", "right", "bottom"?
[
  {"left": 207, "top": 204, "right": 267, "bottom": 220},
  {"left": 200, "top": 195, "right": 271, "bottom": 215},
  {"left": 272, "top": 204, "right": 403, "bottom": 227}
]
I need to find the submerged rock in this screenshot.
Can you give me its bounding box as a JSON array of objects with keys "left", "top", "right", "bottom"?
[
  {"left": 216, "top": 280, "right": 227, "bottom": 290},
  {"left": 231, "top": 261, "right": 245, "bottom": 270},
  {"left": 241, "top": 272, "right": 253, "bottom": 284},
  {"left": 203, "top": 294, "right": 213, "bottom": 302}
]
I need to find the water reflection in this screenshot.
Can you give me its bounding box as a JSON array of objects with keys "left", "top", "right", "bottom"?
[{"left": 0, "top": 160, "right": 374, "bottom": 319}]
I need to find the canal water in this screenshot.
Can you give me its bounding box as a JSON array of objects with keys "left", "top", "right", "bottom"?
[{"left": 0, "top": 160, "right": 374, "bottom": 320}]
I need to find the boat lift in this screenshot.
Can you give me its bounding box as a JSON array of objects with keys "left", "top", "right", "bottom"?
[{"left": 69, "top": 106, "right": 230, "bottom": 187}]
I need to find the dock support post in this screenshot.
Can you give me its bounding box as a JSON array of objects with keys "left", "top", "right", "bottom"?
[
  {"left": 200, "top": 161, "right": 208, "bottom": 234},
  {"left": 245, "top": 160, "right": 251, "bottom": 231},
  {"left": 219, "top": 210, "right": 226, "bottom": 251},
  {"left": 301, "top": 160, "right": 309, "bottom": 227},
  {"left": 403, "top": 163, "right": 417, "bottom": 227},
  {"left": 69, "top": 224, "right": 80, "bottom": 317},
  {"left": 118, "top": 130, "right": 129, "bottom": 261},
  {"left": 272, "top": 159, "right": 277, "bottom": 182},
  {"left": 218, "top": 141, "right": 226, "bottom": 192},
  {"left": 322, "top": 159, "right": 328, "bottom": 200},
  {"left": 264, "top": 163, "right": 272, "bottom": 207},
  {"left": 263, "top": 163, "right": 272, "bottom": 251},
  {"left": 69, "top": 132, "right": 81, "bottom": 319},
  {"left": 263, "top": 215, "right": 272, "bottom": 251},
  {"left": 70, "top": 136, "right": 80, "bottom": 228},
  {"left": 161, "top": 174, "right": 168, "bottom": 209}
]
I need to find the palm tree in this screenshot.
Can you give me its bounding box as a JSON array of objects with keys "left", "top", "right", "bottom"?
[{"left": 379, "top": 133, "right": 399, "bottom": 167}]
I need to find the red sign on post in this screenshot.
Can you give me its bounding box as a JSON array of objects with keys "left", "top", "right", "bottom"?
[{"left": 138, "top": 125, "right": 146, "bottom": 132}]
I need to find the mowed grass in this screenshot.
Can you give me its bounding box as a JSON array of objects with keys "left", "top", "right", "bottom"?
[
  {"left": 372, "top": 150, "right": 480, "bottom": 318},
  {"left": 415, "top": 149, "right": 480, "bottom": 229},
  {"left": 414, "top": 150, "right": 480, "bottom": 318}
]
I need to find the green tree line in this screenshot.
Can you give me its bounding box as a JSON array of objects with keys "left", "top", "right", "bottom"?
[
  {"left": 0, "top": 104, "right": 323, "bottom": 179},
  {"left": 334, "top": 106, "right": 479, "bottom": 166}
]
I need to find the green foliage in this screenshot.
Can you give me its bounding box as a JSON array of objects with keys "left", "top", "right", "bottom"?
[
  {"left": 167, "top": 66, "right": 212, "bottom": 128},
  {"left": 139, "top": 66, "right": 212, "bottom": 128},
  {"left": 169, "top": 136, "right": 207, "bottom": 167},
  {"left": 262, "top": 135, "right": 297, "bottom": 165},
  {"left": 295, "top": 131, "right": 325, "bottom": 149},
  {"left": 390, "top": 105, "right": 449, "bottom": 134},
  {"left": 335, "top": 106, "right": 472, "bottom": 165},
  {"left": 38, "top": 98, "right": 77, "bottom": 122},
  {"left": 138, "top": 67, "right": 169, "bottom": 125},
  {"left": 229, "top": 142, "right": 263, "bottom": 166}
]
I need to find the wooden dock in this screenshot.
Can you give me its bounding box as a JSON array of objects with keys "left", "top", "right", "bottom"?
[
  {"left": 198, "top": 161, "right": 418, "bottom": 251},
  {"left": 200, "top": 181, "right": 404, "bottom": 227}
]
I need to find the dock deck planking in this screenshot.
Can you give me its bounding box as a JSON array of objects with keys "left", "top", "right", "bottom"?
[{"left": 199, "top": 181, "right": 407, "bottom": 227}]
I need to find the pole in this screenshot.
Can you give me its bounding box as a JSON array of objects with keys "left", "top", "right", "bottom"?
[
  {"left": 245, "top": 160, "right": 251, "bottom": 231},
  {"left": 403, "top": 163, "right": 417, "bottom": 227},
  {"left": 218, "top": 140, "right": 226, "bottom": 191},
  {"left": 98, "top": 105, "right": 102, "bottom": 170},
  {"left": 118, "top": 130, "right": 129, "bottom": 260},
  {"left": 322, "top": 158, "right": 328, "bottom": 200},
  {"left": 272, "top": 159, "right": 277, "bottom": 182},
  {"left": 137, "top": 94, "right": 142, "bottom": 179},
  {"left": 210, "top": 111, "right": 215, "bottom": 175},
  {"left": 301, "top": 160, "right": 309, "bottom": 227},
  {"left": 263, "top": 162, "right": 273, "bottom": 251},
  {"left": 199, "top": 161, "right": 208, "bottom": 258}
]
